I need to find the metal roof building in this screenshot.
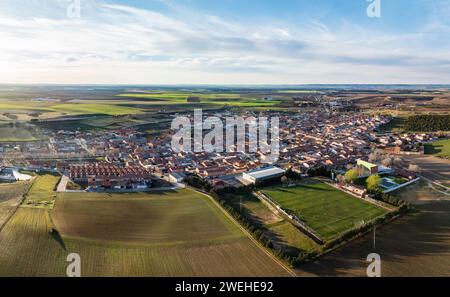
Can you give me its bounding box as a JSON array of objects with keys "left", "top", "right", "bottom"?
[{"left": 242, "top": 166, "right": 285, "bottom": 184}]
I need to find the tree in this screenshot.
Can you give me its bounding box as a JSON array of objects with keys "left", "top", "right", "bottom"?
[
  {"left": 366, "top": 174, "right": 382, "bottom": 192},
  {"left": 344, "top": 169, "right": 358, "bottom": 184}
]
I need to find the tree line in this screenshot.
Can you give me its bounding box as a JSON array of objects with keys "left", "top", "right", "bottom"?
[{"left": 405, "top": 115, "right": 450, "bottom": 132}]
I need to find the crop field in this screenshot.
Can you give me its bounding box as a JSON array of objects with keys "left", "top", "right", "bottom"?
[
  {"left": 117, "top": 92, "right": 281, "bottom": 107},
  {"left": 0, "top": 100, "right": 143, "bottom": 117},
  {"left": 0, "top": 189, "right": 291, "bottom": 276},
  {"left": 23, "top": 174, "right": 60, "bottom": 206},
  {"left": 425, "top": 139, "right": 450, "bottom": 158},
  {"left": 262, "top": 182, "right": 388, "bottom": 240},
  {"left": 0, "top": 127, "right": 36, "bottom": 142},
  {"left": 0, "top": 181, "right": 30, "bottom": 229}
]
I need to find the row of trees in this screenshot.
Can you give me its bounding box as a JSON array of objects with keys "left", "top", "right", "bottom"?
[
  {"left": 184, "top": 172, "right": 322, "bottom": 267},
  {"left": 405, "top": 115, "right": 450, "bottom": 132}
]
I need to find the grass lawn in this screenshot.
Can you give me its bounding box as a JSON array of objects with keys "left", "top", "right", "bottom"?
[
  {"left": 0, "top": 189, "right": 290, "bottom": 276},
  {"left": 425, "top": 139, "right": 450, "bottom": 158},
  {"left": 225, "top": 193, "right": 320, "bottom": 255},
  {"left": 262, "top": 182, "right": 388, "bottom": 240}
]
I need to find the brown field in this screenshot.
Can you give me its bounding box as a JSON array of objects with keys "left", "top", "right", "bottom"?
[
  {"left": 0, "top": 189, "right": 292, "bottom": 276},
  {"left": 403, "top": 155, "right": 450, "bottom": 185}
]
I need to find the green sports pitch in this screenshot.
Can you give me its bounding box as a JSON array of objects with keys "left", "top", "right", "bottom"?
[{"left": 262, "top": 181, "right": 388, "bottom": 240}]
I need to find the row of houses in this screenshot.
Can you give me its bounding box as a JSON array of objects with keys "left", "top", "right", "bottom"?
[{"left": 68, "top": 163, "right": 152, "bottom": 190}]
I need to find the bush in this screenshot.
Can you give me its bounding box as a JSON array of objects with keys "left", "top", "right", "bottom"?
[{"left": 344, "top": 169, "right": 359, "bottom": 183}]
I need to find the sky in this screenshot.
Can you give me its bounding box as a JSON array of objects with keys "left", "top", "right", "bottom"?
[{"left": 0, "top": 0, "right": 450, "bottom": 84}]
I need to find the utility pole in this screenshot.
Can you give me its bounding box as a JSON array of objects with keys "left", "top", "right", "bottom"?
[{"left": 373, "top": 225, "right": 376, "bottom": 250}]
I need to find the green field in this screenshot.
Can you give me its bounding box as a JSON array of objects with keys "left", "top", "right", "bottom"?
[
  {"left": 0, "top": 127, "right": 37, "bottom": 142},
  {"left": 0, "top": 188, "right": 291, "bottom": 276},
  {"left": 425, "top": 139, "right": 450, "bottom": 158},
  {"left": 50, "top": 103, "right": 143, "bottom": 116},
  {"left": 0, "top": 101, "right": 142, "bottom": 116},
  {"left": 226, "top": 193, "right": 320, "bottom": 255},
  {"left": 23, "top": 174, "right": 60, "bottom": 207},
  {"left": 0, "top": 181, "right": 31, "bottom": 228},
  {"left": 262, "top": 182, "right": 387, "bottom": 240},
  {"left": 117, "top": 92, "right": 281, "bottom": 107}
]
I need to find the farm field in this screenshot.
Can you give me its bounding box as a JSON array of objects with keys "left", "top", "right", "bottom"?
[
  {"left": 22, "top": 174, "right": 60, "bottom": 207},
  {"left": 390, "top": 179, "right": 449, "bottom": 204},
  {"left": 0, "top": 189, "right": 291, "bottom": 276},
  {"left": 425, "top": 139, "right": 450, "bottom": 158},
  {"left": 0, "top": 127, "right": 36, "bottom": 141},
  {"left": 262, "top": 182, "right": 388, "bottom": 240},
  {"left": 117, "top": 92, "right": 281, "bottom": 107},
  {"left": 0, "top": 181, "right": 30, "bottom": 229}
]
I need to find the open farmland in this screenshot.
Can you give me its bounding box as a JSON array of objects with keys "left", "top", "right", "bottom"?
[
  {"left": 0, "top": 181, "right": 30, "bottom": 229},
  {"left": 0, "top": 189, "right": 292, "bottom": 276},
  {"left": 22, "top": 174, "right": 60, "bottom": 207},
  {"left": 262, "top": 181, "right": 388, "bottom": 240},
  {"left": 117, "top": 92, "right": 281, "bottom": 107},
  {"left": 0, "top": 127, "right": 36, "bottom": 142}
]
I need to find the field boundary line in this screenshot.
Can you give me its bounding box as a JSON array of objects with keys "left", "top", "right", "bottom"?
[
  {"left": 0, "top": 177, "right": 35, "bottom": 234},
  {"left": 190, "top": 188, "right": 297, "bottom": 277},
  {"left": 254, "top": 191, "right": 324, "bottom": 244}
]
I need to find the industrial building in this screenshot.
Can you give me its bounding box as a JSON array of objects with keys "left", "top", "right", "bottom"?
[{"left": 242, "top": 166, "right": 285, "bottom": 184}]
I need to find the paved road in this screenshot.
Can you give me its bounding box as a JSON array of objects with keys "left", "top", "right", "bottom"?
[{"left": 56, "top": 175, "right": 69, "bottom": 192}]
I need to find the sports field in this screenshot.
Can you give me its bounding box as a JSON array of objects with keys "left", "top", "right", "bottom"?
[
  {"left": 0, "top": 189, "right": 291, "bottom": 276},
  {"left": 262, "top": 182, "right": 387, "bottom": 240},
  {"left": 226, "top": 193, "right": 320, "bottom": 255}
]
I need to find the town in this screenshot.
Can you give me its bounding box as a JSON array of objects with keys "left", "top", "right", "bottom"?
[{"left": 0, "top": 109, "right": 446, "bottom": 193}]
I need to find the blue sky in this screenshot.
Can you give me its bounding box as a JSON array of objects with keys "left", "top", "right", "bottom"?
[{"left": 0, "top": 0, "right": 449, "bottom": 84}]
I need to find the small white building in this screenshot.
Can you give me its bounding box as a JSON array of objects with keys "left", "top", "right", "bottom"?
[
  {"left": 169, "top": 172, "right": 186, "bottom": 183},
  {"left": 0, "top": 168, "right": 32, "bottom": 182},
  {"left": 242, "top": 166, "right": 285, "bottom": 184}
]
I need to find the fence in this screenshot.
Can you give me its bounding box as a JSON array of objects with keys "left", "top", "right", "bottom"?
[{"left": 253, "top": 191, "right": 324, "bottom": 244}]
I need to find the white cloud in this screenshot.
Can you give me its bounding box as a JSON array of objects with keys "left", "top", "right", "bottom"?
[{"left": 0, "top": 0, "right": 449, "bottom": 84}]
